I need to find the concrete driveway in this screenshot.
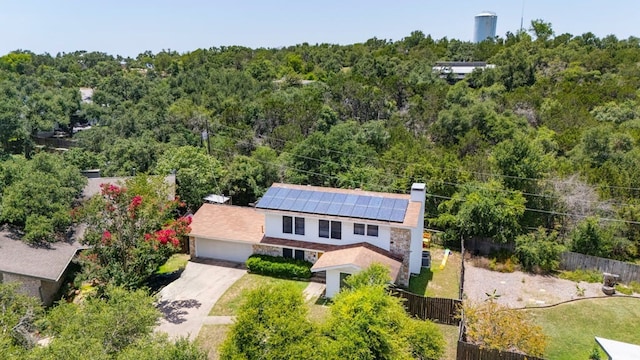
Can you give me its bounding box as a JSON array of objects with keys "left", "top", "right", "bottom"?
[{"left": 155, "top": 260, "right": 246, "bottom": 340}]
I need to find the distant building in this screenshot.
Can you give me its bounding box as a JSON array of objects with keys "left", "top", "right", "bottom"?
[
  {"left": 473, "top": 11, "right": 497, "bottom": 43},
  {"left": 432, "top": 61, "right": 495, "bottom": 81}
]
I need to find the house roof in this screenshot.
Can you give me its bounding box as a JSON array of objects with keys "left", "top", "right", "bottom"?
[
  {"left": 260, "top": 237, "right": 403, "bottom": 261},
  {"left": 82, "top": 175, "right": 176, "bottom": 199},
  {"left": 0, "top": 230, "right": 85, "bottom": 282},
  {"left": 189, "top": 204, "right": 265, "bottom": 243},
  {"left": 256, "top": 183, "right": 421, "bottom": 227},
  {"left": 311, "top": 245, "right": 402, "bottom": 281},
  {"left": 596, "top": 337, "right": 640, "bottom": 360}
]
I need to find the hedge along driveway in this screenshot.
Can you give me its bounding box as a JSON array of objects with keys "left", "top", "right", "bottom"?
[{"left": 155, "top": 261, "right": 246, "bottom": 340}]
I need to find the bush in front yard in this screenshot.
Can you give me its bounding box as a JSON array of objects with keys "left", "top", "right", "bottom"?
[{"left": 246, "top": 254, "right": 312, "bottom": 279}]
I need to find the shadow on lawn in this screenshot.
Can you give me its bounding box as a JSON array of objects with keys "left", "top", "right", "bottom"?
[
  {"left": 157, "top": 298, "right": 202, "bottom": 324},
  {"left": 408, "top": 267, "right": 434, "bottom": 295}
]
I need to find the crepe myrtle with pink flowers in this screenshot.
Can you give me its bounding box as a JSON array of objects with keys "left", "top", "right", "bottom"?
[{"left": 75, "top": 177, "right": 190, "bottom": 289}]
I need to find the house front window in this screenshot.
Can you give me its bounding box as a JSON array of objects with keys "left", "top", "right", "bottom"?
[
  {"left": 319, "top": 220, "right": 341, "bottom": 239},
  {"left": 295, "top": 217, "right": 305, "bottom": 235},
  {"left": 367, "top": 225, "right": 379, "bottom": 237},
  {"left": 283, "top": 216, "right": 293, "bottom": 234},
  {"left": 354, "top": 223, "right": 365, "bottom": 235}
]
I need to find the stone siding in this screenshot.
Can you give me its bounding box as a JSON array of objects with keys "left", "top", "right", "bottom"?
[
  {"left": 252, "top": 244, "right": 282, "bottom": 257},
  {"left": 189, "top": 236, "right": 196, "bottom": 259},
  {"left": 390, "top": 227, "right": 412, "bottom": 286},
  {"left": 40, "top": 280, "right": 63, "bottom": 306},
  {"left": 304, "top": 250, "right": 321, "bottom": 264}
]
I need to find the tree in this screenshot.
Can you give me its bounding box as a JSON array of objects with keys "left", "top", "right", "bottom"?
[
  {"left": 570, "top": 217, "right": 635, "bottom": 260},
  {"left": 431, "top": 181, "right": 526, "bottom": 244},
  {"left": 515, "top": 228, "right": 565, "bottom": 272},
  {"left": 155, "top": 146, "right": 225, "bottom": 210},
  {"left": 76, "top": 175, "right": 189, "bottom": 288},
  {"left": 0, "top": 283, "right": 42, "bottom": 356},
  {"left": 462, "top": 298, "right": 547, "bottom": 357},
  {"left": 29, "top": 286, "right": 206, "bottom": 360},
  {"left": 220, "top": 283, "right": 316, "bottom": 360},
  {"left": 0, "top": 153, "right": 86, "bottom": 243}
]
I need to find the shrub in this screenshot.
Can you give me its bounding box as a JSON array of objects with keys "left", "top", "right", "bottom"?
[
  {"left": 615, "top": 284, "right": 633, "bottom": 295},
  {"left": 515, "top": 228, "right": 565, "bottom": 273},
  {"left": 246, "top": 254, "right": 312, "bottom": 279},
  {"left": 558, "top": 269, "right": 602, "bottom": 283}
]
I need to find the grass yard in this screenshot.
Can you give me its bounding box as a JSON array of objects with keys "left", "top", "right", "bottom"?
[
  {"left": 156, "top": 253, "right": 190, "bottom": 275},
  {"left": 528, "top": 297, "right": 640, "bottom": 359},
  {"left": 408, "top": 248, "right": 461, "bottom": 299},
  {"left": 209, "top": 273, "right": 309, "bottom": 316},
  {"left": 436, "top": 324, "right": 460, "bottom": 360},
  {"left": 195, "top": 324, "right": 231, "bottom": 360}
]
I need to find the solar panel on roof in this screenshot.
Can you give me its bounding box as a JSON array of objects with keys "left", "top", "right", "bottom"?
[
  {"left": 257, "top": 186, "right": 411, "bottom": 223},
  {"left": 338, "top": 203, "right": 355, "bottom": 217},
  {"left": 351, "top": 205, "right": 367, "bottom": 218},
  {"left": 390, "top": 209, "right": 406, "bottom": 222},
  {"left": 368, "top": 196, "right": 383, "bottom": 207},
  {"left": 302, "top": 200, "right": 319, "bottom": 213},
  {"left": 364, "top": 206, "right": 380, "bottom": 220},
  {"left": 308, "top": 191, "right": 323, "bottom": 201},
  {"left": 326, "top": 201, "right": 342, "bottom": 216},
  {"left": 377, "top": 207, "right": 393, "bottom": 221},
  {"left": 344, "top": 194, "right": 358, "bottom": 205},
  {"left": 381, "top": 197, "right": 396, "bottom": 209}
]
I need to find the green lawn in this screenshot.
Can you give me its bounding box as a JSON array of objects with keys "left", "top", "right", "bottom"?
[
  {"left": 528, "top": 297, "right": 640, "bottom": 359},
  {"left": 436, "top": 324, "right": 460, "bottom": 360},
  {"left": 209, "top": 273, "right": 310, "bottom": 316},
  {"left": 156, "top": 253, "right": 190, "bottom": 274},
  {"left": 196, "top": 324, "right": 231, "bottom": 360},
  {"left": 408, "top": 248, "right": 461, "bottom": 299}
]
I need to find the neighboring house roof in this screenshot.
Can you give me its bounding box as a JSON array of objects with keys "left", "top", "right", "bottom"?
[
  {"left": 82, "top": 175, "right": 176, "bottom": 199},
  {"left": 256, "top": 183, "right": 421, "bottom": 227},
  {"left": 311, "top": 245, "right": 402, "bottom": 281},
  {"left": 189, "top": 204, "right": 265, "bottom": 243},
  {"left": 0, "top": 230, "right": 85, "bottom": 282},
  {"left": 596, "top": 337, "right": 640, "bottom": 360}
]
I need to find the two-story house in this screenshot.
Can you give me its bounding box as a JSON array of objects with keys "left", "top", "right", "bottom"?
[{"left": 188, "top": 182, "right": 426, "bottom": 297}]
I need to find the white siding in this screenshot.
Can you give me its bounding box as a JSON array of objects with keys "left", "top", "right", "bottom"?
[
  {"left": 325, "top": 269, "right": 342, "bottom": 298},
  {"left": 195, "top": 238, "right": 254, "bottom": 263},
  {"left": 264, "top": 213, "right": 391, "bottom": 250}
]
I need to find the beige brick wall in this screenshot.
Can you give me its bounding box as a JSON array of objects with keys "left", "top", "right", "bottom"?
[{"left": 390, "top": 227, "right": 412, "bottom": 287}]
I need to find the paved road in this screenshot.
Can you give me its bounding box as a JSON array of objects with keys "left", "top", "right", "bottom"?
[{"left": 155, "top": 261, "right": 246, "bottom": 340}]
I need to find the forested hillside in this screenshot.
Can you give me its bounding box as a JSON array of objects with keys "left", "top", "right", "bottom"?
[{"left": 1, "top": 22, "right": 639, "bottom": 260}]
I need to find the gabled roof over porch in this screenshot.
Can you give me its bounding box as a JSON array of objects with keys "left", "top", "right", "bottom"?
[{"left": 310, "top": 245, "right": 402, "bottom": 282}]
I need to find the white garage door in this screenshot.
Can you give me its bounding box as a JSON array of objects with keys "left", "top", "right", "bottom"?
[{"left": 195, "top": 238, "right": 254, "bottom": 263}]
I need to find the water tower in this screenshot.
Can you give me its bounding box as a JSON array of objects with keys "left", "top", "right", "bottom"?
[{"left": 473, "top": 11, "right": 497, "bottom": 43}]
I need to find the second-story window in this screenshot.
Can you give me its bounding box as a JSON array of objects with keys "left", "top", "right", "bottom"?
[
  {"left": 354, "top": 223, "right": 365, "bottom": 235},
  {"left": 283, "top": 216, "right": 293, "bottom": 234},
  {"left": 319, "top": 220, "right": 341, "bottom": 239},
  {"left": 295, "top": 217, "right": 305, "bottom": 235},
  {"left": 367, "top": 225, "right": 379, "bottom": 237}
]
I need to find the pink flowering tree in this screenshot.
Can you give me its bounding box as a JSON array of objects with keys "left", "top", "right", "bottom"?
[{"left": 76, "top": 175, "right": 190, "bottom": 289}]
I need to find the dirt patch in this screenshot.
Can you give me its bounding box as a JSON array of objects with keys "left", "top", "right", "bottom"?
[{"left": 462, "top": 260, "right": 607, "bottom": 308}]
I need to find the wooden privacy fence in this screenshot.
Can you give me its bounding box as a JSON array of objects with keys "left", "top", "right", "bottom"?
[
  {"left": 560, "top": 251, "right": 640, "bottom": 283},
  {"left": 456, "top": 341, "right": 545, "bottom": 360},
  {"left": 391, "top": 289, "right": 461, "bottom": 325}
]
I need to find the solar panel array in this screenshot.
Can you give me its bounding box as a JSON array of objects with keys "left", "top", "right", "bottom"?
[{"left": 256, "top": 187, "right": 408, "bottom": 223}]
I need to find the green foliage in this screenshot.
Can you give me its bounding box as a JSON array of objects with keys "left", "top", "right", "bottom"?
[
  {"left": 245, "top": 254, "right": 312, "bottom": 279},
  {"left": 0, "top": 283, "right": 43, "bottom": 352},
  {"left": 76, "top": 175, "right": 187, "bottom": 289},
  {"left": 343, "top": 263, "right": 392, "bottom": 289},
  {"left": 570, "top": 217, "right": 635, "bottom": 260},
  {"left": 515, "top": 228, "right": 565, "bottom": 273},
  {"left": 557, "top": 269, "right": 603, "bottom": 283},
  {"left": 220, "top": 283, "right": 316, "bottom": 360},
  {"left": 431, "top": 180, "right": 526, "bottom": 244},
  {"left": 0, "top": 153, "right": 85, "bottom": 242}
]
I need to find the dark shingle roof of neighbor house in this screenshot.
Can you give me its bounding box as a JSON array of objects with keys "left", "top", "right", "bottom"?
[{"left": 0, "top": 230, "right": 85, "bottom": 281}]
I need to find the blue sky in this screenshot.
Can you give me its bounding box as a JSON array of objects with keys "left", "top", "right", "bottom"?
[{"left": 1, "top": 0, "right": 638, "bottom": 57}]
